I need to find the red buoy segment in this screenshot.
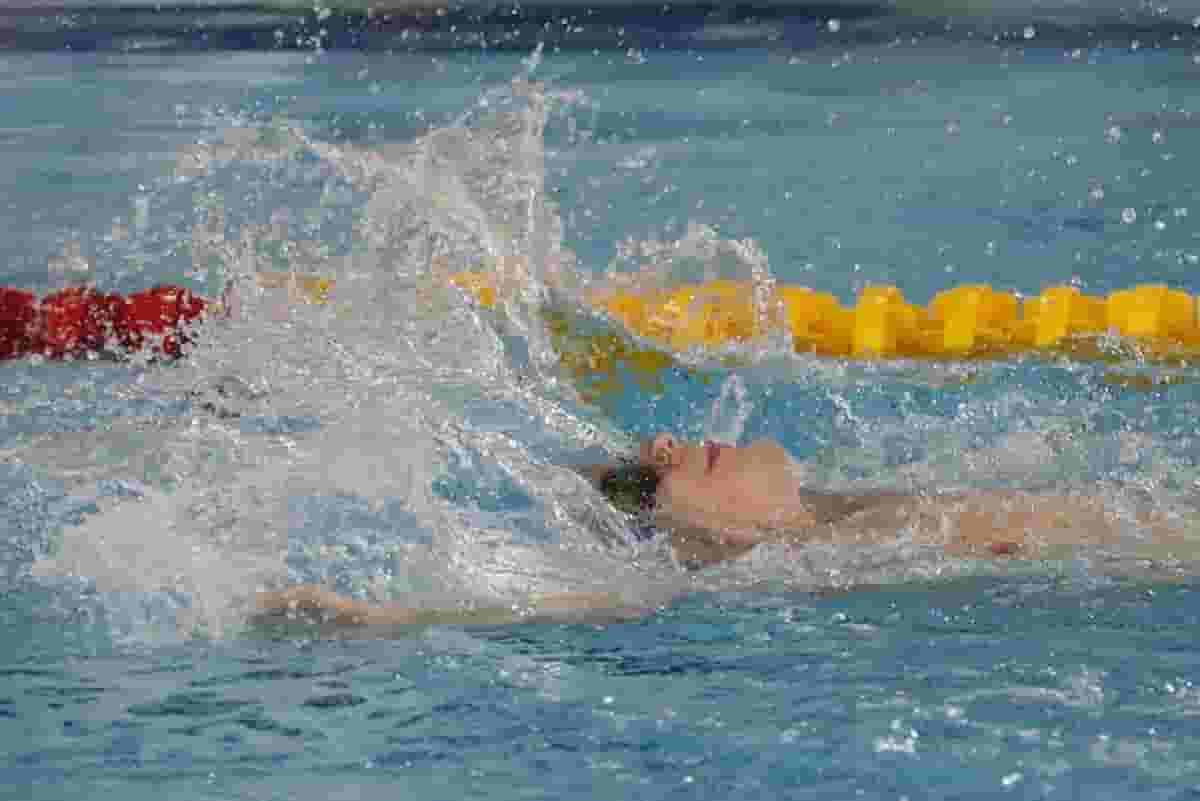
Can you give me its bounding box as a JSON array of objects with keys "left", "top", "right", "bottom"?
[{"left": 0, "top": 284, "right": 208, "bottom": 361}]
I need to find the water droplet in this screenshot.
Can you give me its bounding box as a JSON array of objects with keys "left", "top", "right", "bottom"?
[
  {"left": 1152, "top": 130, "right": 1165, "bottom": 144},
  {"left": 827, "top": 18, "right": 841, "bottom": 32},
  {"left": 1106, "top": 125, "right": 1123, "bottom": 144},
  {"left": 133, "top": 195, "right": 150, "bottom": 232},
  {"left": 1121, "top": 207, "right": 1137, "bottom": 224},
  {"left": 1023, "top": 25, "right": 1036, "bottom": 40},
  {"left": 1089, "top": 186, "right": 1105, "bottom": 201},
  {"left": 1154, "top": 220, "right": 1166, "bottom": 230}
]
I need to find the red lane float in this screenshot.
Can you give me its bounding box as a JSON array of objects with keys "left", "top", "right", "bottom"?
[{"left": 0, "top": 284, "right": 208, "bottom": 361}]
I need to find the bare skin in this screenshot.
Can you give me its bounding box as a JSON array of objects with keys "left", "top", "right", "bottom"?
[
  {"left": 636, "top": 433, "right": 1160, "bottom": 567},
  {"left": 253, "top": 586, "right": 640, "bottom": 629},
  {"left": 255, "top": 432, "right": 1196, "bottom": 629}
]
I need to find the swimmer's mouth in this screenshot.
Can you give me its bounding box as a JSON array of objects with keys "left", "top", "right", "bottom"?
[{"left": 704, "top": 440, "right": 726, "bottom": 474}]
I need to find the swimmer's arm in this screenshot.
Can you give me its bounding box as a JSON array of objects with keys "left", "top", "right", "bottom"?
[{"left": 253, "top": 585, "right": 644, "bottom": 628}]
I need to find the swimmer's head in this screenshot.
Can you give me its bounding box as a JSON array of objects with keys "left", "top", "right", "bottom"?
[{"left": 598, "top": 461, "right": 661, "bottom": 517}]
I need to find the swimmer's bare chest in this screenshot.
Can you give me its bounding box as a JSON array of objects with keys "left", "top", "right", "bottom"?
[
  {"left": 663, "top": 488, "right": 918, "bottom": 568},
  {"left": 796, "top": 489, "right": 913, "bottom": 527}
]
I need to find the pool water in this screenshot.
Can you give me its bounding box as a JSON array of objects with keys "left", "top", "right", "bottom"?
[{"left": 5, "top": 4, "right": 1200, "bottom": 799}]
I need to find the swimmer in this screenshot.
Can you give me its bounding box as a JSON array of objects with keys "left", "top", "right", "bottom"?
[
  {"left": 590, "top": 434, "right": 1176, "bottom": 567},
  {"left": 255, "top": 433, "right": 1200, "bottom": 629}
]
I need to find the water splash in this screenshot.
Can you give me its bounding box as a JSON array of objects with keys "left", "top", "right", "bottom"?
[
  {"left": 25, "top": 75, "right": 672, "bottom": 638},
  {"left": 19, "top": 66, "right": 1200, "bottom": 641},
  {"left": 704, "top": 374, "right": 752, "bottom": 446}
]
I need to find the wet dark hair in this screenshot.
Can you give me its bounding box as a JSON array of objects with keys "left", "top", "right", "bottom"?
[{"left": 598, "top": 461, "right": 661, "bottom": 518}]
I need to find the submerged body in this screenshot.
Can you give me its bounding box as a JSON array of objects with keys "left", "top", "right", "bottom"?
[
  {"left": 631, "top": 434, "right": 1146, "bottom": 568},
  {"left": 257, "top": 433, "right": 1196, "bottom": 629}
]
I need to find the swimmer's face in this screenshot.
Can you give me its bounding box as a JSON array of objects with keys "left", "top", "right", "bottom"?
[
  {"left": 634, "top": 433, "right": 811, "bottom": 547},
  {"left": 637, "top": 432, "right": 801, "bottom": 527},
  {"left": 639, "top": 433, "right": 736, "bottom": 489}
]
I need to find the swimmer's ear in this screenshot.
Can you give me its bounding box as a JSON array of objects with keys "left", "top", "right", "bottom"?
[{"left": 649, "top": 433, "right": 681, "bottom": 470}]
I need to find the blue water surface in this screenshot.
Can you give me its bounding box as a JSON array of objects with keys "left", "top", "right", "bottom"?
[{"left": 5, "top": 4, "right": 1200, "bottom": 800}]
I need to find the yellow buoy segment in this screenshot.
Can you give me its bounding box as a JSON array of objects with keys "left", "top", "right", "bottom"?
[
  {"left": 445, "top": 271, "right": 1200, "bottom": 363},
  {"left": 1025, "top": 286, "right": 1107, "bottom": 347},
  {"left": 931, "top": 284, "right": 1019, "bottom": 353},
  {"left": 852, "top": 285, "right": 906, "bottom": 357},
  {"left": 1109, "top": 284, "right": 1196, "bottom": 341},
  {"left": 774, "top": 286, "right": 851, "bottom": 356}
]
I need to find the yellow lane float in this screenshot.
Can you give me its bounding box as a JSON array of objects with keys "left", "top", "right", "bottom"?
[{"left": 452, "top": 272, "right": 1200, "bottom": 364}]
